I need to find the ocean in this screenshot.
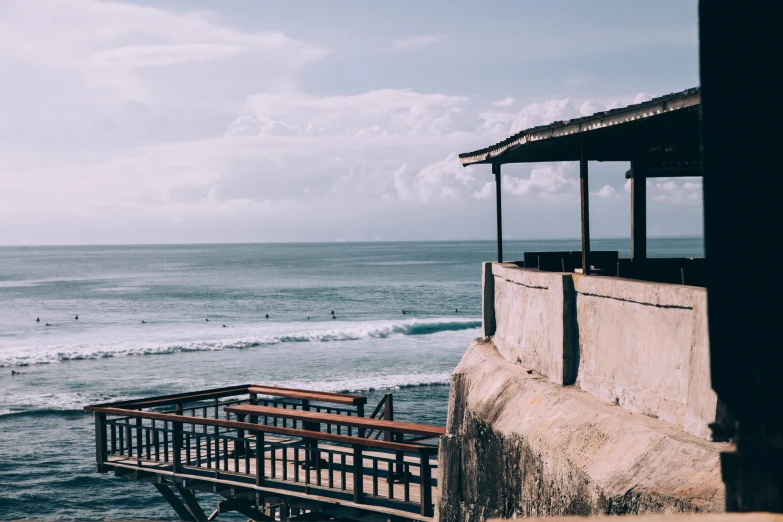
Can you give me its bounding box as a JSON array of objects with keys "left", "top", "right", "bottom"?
[{"left": 0, "top": 238, "right": 703, "bottom": 520}]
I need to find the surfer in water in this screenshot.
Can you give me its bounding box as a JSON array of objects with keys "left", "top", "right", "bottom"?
[
  {"left": 141, "top": 320, "right": 147, "bottom": 324},
  {"left": 206, "top": 318, "right": 209, "bottom": 322},
  {"left": 265, "top": 314, "right": 269, "bottom": 319},
  {"left": 11, "top": 369, "right": 26, "bottom": 376},
  {"left": 36, "top": 317, "right": 40, "bottom": 323},
  {"left": 402, "top": 309, "right": 407, "bottom": 315}
]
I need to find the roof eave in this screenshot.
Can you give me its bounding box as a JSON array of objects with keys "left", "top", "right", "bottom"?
[{"left": 459, "top": 88, "right": 701, "bottom": 167}]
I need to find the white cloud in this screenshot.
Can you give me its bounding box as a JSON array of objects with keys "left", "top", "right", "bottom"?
[
  {"left": 594, "top": 185, "right": 618, "bottom": 199},
  {"left": 493, "top": 97, "right": 515, "bottom": 107},
  {"left": 92, "top": 44, "right": 248, "bottom": 68},
  {"left": 393, "top": 34, "right": 447, "bottom": 52},
  {"left": 237, "top": 89, "right": 475, "bottom": 138},
  {"left": 580, "top": 100, "right": 606, "bottom": 116},
  {"left": 651, "top": 178, "right": 702, "bottom": 204},
  {"left": 509, "top": 99, "right": 578, "bottom": 134},
  {"left": 634, "top": 92, "right": 653, "bottom": 104},
  {"left": 501, "top": 163, "right": 578, "bottom": 202},
  {"left": 479, "top": 98, "right": 580, "bottom": 135},
  {"left": 393, "top": 154, "right": 481, "bottom": 202}
]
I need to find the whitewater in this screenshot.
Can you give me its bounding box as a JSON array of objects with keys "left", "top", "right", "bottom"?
[{"left": 0, "top": 317, "right": 480, "bottom": 367}]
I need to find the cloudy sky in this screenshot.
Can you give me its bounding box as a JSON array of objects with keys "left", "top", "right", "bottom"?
[{"left": 0, "top": 0, "right": 702, "bottom": 245}]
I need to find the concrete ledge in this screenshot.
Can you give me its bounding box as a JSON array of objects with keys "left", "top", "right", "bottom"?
[
  {"left": 437, "top": 340, "right": 726, "bottom": 522},
  {"left": 573, "top": 275, "right": 715, "bottom": 440},
  {"left": 491, "top": 263, "right": 576, "bottom": 385},
  {"left": 482, "top": 262, "right": 716, "bottom": 440}
]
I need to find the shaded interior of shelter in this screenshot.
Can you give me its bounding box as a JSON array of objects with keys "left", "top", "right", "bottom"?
[
  {"left": 461, "top": 87, "right": 705, "bottom": 287},
  {"left": 513, "top": 252, "right": 705, "bottom": 287}
]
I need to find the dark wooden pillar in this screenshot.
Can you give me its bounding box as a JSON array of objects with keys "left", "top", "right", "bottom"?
[
  {"left": 630, "top": 159, "right": 647, "bottom": 260},
  {"left": 493, "top": 163, "right": 503, "bottom": 262},
  {"left": 700, "top": 0, "right": 783, "bottom": 512},
  {"left": 579, "top": 140, "right": 591, "bottom": 274}
]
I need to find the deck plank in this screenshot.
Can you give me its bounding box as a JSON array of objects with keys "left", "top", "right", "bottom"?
[{"left": 107, "top": 437, "right": 437, "bottom": 505}]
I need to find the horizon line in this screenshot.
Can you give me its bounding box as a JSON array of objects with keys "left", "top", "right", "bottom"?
[{"left": 0, "top": 235, "right": 705, "bottom": 249}]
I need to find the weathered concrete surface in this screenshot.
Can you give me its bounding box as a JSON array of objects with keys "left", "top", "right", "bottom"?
[
  {"left": 574, "top": 275, "right": 715, "bottom": 440},
  {"left": 491, "top": 263, "right": 577, "bottom": 385},
  {"left": 485, "top": 262, "right": 716, "bottom": 440},
  {"left": 437, "top": 340, "right": 726, "bottom": 522}
]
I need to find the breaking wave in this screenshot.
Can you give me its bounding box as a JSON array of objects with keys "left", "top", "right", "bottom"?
[
  {"left": 0, "top": 373, "right": 450, "bottom": 418},
  {"left": 0, "top": 318, "right": 480, "bottom": 368}
]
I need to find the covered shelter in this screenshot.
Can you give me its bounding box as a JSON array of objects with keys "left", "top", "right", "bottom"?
[{"left": 459, "top": 87, "right": 702, "bottom": 284}]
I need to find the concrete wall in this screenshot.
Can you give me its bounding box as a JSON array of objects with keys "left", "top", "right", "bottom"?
[
  {"left": 574, "top": 275, "right": 715, "bottom": 440},
  {"left": 481, "top": 263, "right": 717, "bottom": 440},
  {"left": 437, "top": 340, "right": 726, "bottom": 522},
  {"left": 489, "top": 263, "right": 577, "bottom": 385}
]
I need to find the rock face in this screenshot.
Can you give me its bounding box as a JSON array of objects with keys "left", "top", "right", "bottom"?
[{"left": 436, "top": 340, "right": 726, "bottom": 522}]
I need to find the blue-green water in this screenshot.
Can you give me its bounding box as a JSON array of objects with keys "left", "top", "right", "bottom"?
[{"left": 0, "top": 238, "right": 702, "bottom": 520}]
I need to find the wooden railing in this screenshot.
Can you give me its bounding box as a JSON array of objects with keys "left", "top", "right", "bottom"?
[{"left": 85, "top": 385, "right": 441, "bottom": 518}]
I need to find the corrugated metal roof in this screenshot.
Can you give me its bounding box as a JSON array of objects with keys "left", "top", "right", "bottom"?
[{"left": 459, "top": 87, "right": 701, "bottom": 166}]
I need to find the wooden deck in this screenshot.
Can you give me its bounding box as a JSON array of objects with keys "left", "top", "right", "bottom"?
[
  {"left": 107, "top": 434, "right": 437, "bottom": 504},
  {"left": 86, "top": 385, "right": 441, "bottom": 522}
]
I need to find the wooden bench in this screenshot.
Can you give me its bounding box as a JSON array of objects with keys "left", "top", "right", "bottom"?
[
  {"left": 225, "top": 404, "right": 445, "bottom": 439},
  {"left": 249, "top": 385, "right": 367, "bottom": 407}
]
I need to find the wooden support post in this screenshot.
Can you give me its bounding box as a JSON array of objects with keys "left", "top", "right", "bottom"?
[
  {"left": 256, "top": 430, "right": 265, "bottom": 486},
  {"left": 383, "top": 394, "right": 394, "bottom": 442},
  {"left": 172, "top": 419, "right": 183, "bottom": 473},
  {"left": 630, "top": 158, "right": 647, "bottom": 260},
  {"left": 419, "top": 450, "right": 433, "bottom": 517},
  {"left": 94, "top": 412, "right": 108, "bottom": 473},
  {"left": 580, "top": 140, "right": 591, "bottom": 275},
  {"left": 249, "top": 392, "right": 258, "bottom": 424},
  {"left": 217, "top": 497, "right": 274, "bottom": 521},
  {"left": 493, "top": 163, "right": 503, "bottom": 262},
  {"left": 236, "top": 413, "right": 246, "bottom": 457},
  {"left": 135, "top": 417, "right": 142, "bottom": 466},
  {"left": 356, "top": 402, "right": 365, "bottom": 438},
  {"left": 352, "top": 445, "right": 364, "bottom": 504},
  {"left": 177, "top": 487, "right": 208, "bottom": 522},
  {"left": 153, "top": 483, "right": 196, "bottom": 522}
]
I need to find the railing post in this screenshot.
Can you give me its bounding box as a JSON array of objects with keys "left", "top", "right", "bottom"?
[
  {"left": 172, "top": 402, "right": 183, "bottom": 473},
  {"left": 356, "top": 400, "right": 365, "bottom": 437},
  {"left": 419, "top": 449, "right": 433, "bottom": 517},
  {"left": 172, "top": 422, "right": 182, "bottom": 473},
  {"left": 236, "top": 413, "right": 246, "bottom": 457},
  {"left": 95, "top": 412, "right": 108, "bottom": 473},
  {"left": 300, "top": 399, "right": 321, "bottom": 468},
  {"left": 255, "top": 430, "right": 265, "bottom": 486},
  {"left": 249, "top": 391, "right": 258, "bottom": 425},
  {"left": 135, "top": 417, "right": 143, "bottom": 466},
  {"left": 384, "top": 394, "right": 394, "bottom": 442},
  {"left": 353, "top": 445, "right": 364, "bottom": 504}
]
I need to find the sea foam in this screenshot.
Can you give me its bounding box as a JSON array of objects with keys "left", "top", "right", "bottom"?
[{"left": 0, "top": 318, "right": 480, "bottom": 368}]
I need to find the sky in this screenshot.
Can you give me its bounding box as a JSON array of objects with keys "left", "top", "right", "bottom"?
[{"left": 0, "top": 0, "right": 702, "bottom": 245}]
